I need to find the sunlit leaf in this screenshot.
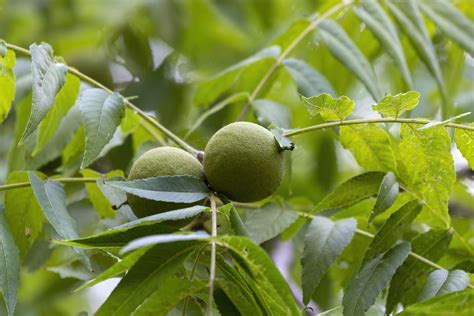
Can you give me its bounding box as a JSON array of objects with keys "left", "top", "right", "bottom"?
[
  {"left": 283, "top": 58, "right": 335, "bottom": 97},
  {"left": 399, "top": 289, "right": 474, "bottom": 316},
  {"left": 302, "top": 93, "right": 354, "bottom": 121},
  {"left": 0, "top": 43, "right": 15, "bottom": 123},
  {"left": 372, "top": 91, "right": 420, "bottom": 118},
  {"left": 455, "top": 125, "right": 474, "bottom": 170},
  {"left": 418, "top": 269, "right": 470, "bottom": 302}
]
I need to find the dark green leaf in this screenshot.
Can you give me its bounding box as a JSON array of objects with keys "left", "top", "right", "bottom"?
[
  {"left": 302, "top": 93, "right": 354, "bottom": 121},
  {"left": 0, "top": 46, "right": 15, "bottom": 123},
  {"left": 227, "top": 202, "right": 250, "bottom": 237},
  {"left": 270, "top": 128, "right": 295, "bottom": 151},
  {"left": 369, "top": 172, "right": 399, "bottom": 224},
  {"left": 372, "top": 91, "right": 420, "bottom": 118},
  {"left": 418, "top": 269, "right": 470, "bottom": 302},
  {"left": 283, "top": 58, "right": 335, "bottom": 96}
]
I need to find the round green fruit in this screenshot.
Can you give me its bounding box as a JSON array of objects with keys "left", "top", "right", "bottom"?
[
  {"left": 127, "top": 146, "right": 205, "bottom": 218},
  {"left": 204, "top": 122, "right": 284, "bottom": 202}
]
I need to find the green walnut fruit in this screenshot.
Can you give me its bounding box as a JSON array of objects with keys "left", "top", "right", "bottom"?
[
  {"left": 127, "top": 146, "right": 205, "bottom": 218},
  {"left": 204, "top": 122, "right": 284, "bottom": 202}
]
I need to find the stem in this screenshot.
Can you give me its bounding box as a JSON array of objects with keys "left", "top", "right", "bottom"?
[
  {"left": 0, "top": 177, "right": 98, "bottom": 191},
  {"left": 208, "top": 193, "right": 218, "bottom": 316},
  {"left": 5, "top": 43, "right": 199, "bottom": 156},
  {"left": 284, "top": 117, "right": 474, "bottom": 137},
  {"left": 238, "top": 0, "right": 353, "bottom": 119}
]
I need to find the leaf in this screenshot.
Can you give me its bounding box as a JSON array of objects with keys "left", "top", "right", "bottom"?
[
  {"left": 121, "top": 231, "right": 209, "bottom": 254},
  {"left": 226, "top": 202, "right": 250, "bottom": 237},
  {"left": 354, "top": 1, "right": 413, "bottom": 87},
  {"left": 28, "top": 172, "right": 91, "bottom": 269},
  {"left": 244, "top": 203, "right": 299, "bottom": 244},
  {"left": 314, "top": 172, "right": 385, "bottom": 212},
  {"left": 79, "top": 88, "right": 125, "bottom": 168},
  {"left": 4, "top": 172, "right": 45, "bottom": 260},
  {"left": 362, "top": 200, "right": 421, "bottom": 264},
  {"left": 419, "top": 0, "right": 474, "bottom": 56},
  {"left": 455, "top": 125, "right": 474, "bottom": 170},
  {"left": 386, "top": 229, "right": 453, "bottom": 314},
  {"left": 0, "top": 204, "right": 20, "bottom": 316},
  {"left": 253, "top": 99, "right": 291, "bottom": 128},
  {"left": 283, "top": 58, "right": 335, "bottom": 97},
  {"left": 372, "top": 91, "right": 420, "bottom": 118},
  {"left": 302, "top": 93, "right": 354, "bottom": 121},
  {"left": 106, "top": 176, "right": 209, "bottom": 203},
  {"left": 0, "top": 45, "right": 15, "bottom": 123},
  {"left": 301, "top": 217, "right": 356, "bottom": 305},
  {"left": 317, "top": 20, "right": 382, "bottom": 101},
  {"left": 340, "top": 123, "right": 397, "bottom": 172},
  {"left": 273, "top": 19, "right": 311, "bottom": 51},
  {"left": 418, "top": 269, "right": 470, "bottom": 302},
  {"left": 342, "top": 242, "right": 411, "bottom": 316},
  {"left": 399, "top": 125, "right": 455, "bottom": 228},
  {"left": 369, "top": 172, "right": 399, "bottom": 224},
  {"left": 33, "top": 73, "right": 80, "bottom": 155},
  {"left": 399, "top": 289, "right": 474, "bottom": 316},
  {"left": 20, "top": 43, "right": 67, "bottom": 143},
  {"left": 61, "top": 124, "right": 85, "bottom": 169},
  {"left": 270, "top": 128, "right": 295, "bottom": 151}
]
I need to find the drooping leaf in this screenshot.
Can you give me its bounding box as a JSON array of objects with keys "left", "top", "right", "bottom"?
[
  {"left": 343, "top": 242, "right": 411, "bottom": 316},
  {"left": 33, "top": 73, "right": 80, "bottom": 155},
  {"left": 455, "top": 125, "right": 474, "bottom": 170},
  {"left": 244, "top": 203, "right": 299, "bottom": 244},
  {"left": 270, "top": 128, "right": 295, "bottom": 151},
  {"left": 218, "top": 198, "right": 250, "bottom": 237},
  {"left": 79, "top": 88, "right": 125, "bottom": 168},
  {"left": 283, "top": 58, "right": 335, "bottom": 97},
  {"left": 372, "top": 91, "right": 420, "bottom": 118},
  {"left": 317, "top": 20, "right": 382, "bottom": 101},
  {"left": 399, "top": 289, "right": 474, "bottom": 316},
  {"left": 0, "top": 44, "right": 15, "bottom": 123},
  {"left": 369, "top": 172, "right": 399, "bottom": 224},
  {"left": 354, "top": 1, "right": 413, "bottom": 87},
  {"left": 340, "top": 123, "right": 397, "bottom": 172},
  {"left": 362, "top": 200, "right": 421, "bottom": 264},
  {"left": 386, "top": 229, "right": 453, "bottom": 314},
  {"left": 0, "top": 204, "right": 20, "bottom": 316},
  {"left": 418, "top": 269, "right": 470, "bottom": 302},
  {"left": 20, "top": 43, "right": 67, "bottom": 143},
  {"left": 314, "top": 172, "right": 385, "bottom": 212},
  {"left": 302, "top": 93, "right": 354, "bottom": 121},
  {"left": 253, "top": 99, "right": 291, "bottom": 128},
  {"left": 121, "top": 231, "right": 210, "bottom": 254},
  {"left": 399, "top": 125, "right": 455, "bottom": 228},
  {"left": 301, "top": 216, "right": 356, "bottom": 304}
]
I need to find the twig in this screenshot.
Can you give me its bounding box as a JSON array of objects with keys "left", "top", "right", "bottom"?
[
  {"left": 0, "top": 177, "right": 98, "bottom": 191},
  {"left": 208, "top": 193, "right": 218, "bottom": 315}
]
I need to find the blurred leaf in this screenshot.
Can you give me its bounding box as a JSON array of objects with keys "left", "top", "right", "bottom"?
[
  {"left": 399, "top": 289, "right": 474, "bottom": 316},
  {"left": 121, "top": 231, "right": 209, "bottom": 254},
  {"left": 369, "top": 172, "right": 399, "bottom": 224},
  {"left": 399, "top": 125, "right": 455, "bottom": 228},
  {"left": 20, "top": 43, "right": 67, "bottom": 143},
  {"left": 0, "top": 46, "right": 15, "bottom": 123},
  {"left": 61, "top": 124, "right": 85, "bottom": 170},
  {"left": 340, "top": 123, "right": 397, "bottom": 172},
  {"left": 317, "top": 20, "right": 382, "bottom": 101},
  {"left": 106, "top": 176, "right": 209, "bottom": 203},
  {"left": 301, "top": 216, "right": 356, "bottom": 305},
  {"left": 244, "top": 203, "right": 299, "bottom": 244},
  {"left": 273, "top": 19, "right": 311, "bottom": 51},
  {"left": 283, "top": 58, "right": 335, "bottom": 97},
  {"left": 253, "top": 99, "right": 291, "bottom": 128},
  {"left": 33, "top": 73, "right": 80, "bottom": 155},
  {"left": 372, "top": 91, "right": 420, "bottom": 118},
  {"left": 314, "top": 172, "right": 385, "bottom": 212},
  {"left": 454, "top": 125, "right": 474, "bottom": 170},
  {"left": 418, "top": 269, "right": 469, "bottom": 302},
  {"left": 79, "top": 88, "right": 125, "bottom": 168},
  {"left": 386, "top": 229, "right": 453, "bottom": 314},
  {"left": 343, "top": 242, "right": 411, "bottom": 316},
  {"left": 302, "top": 93, "right": 354, "bottom": 121},
  {"left": 0, "top": 204, "right": 20, "bottom": 316}
]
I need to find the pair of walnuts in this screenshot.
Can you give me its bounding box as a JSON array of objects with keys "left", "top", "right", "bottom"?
[{"left": 127, "top": 122, "right": 285, "bottom": 218}]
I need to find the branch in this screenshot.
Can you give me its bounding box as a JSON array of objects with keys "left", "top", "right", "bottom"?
[
  {"left": 284, "top": 117, "right": 474, "bottom": 137},
  {"left": 0, "top": 177, "right": 98, "bottom": 191},
  {"left": 208, "top": 193, "right": 218, "bottom": 315},
  {"left": 5, "top": 42, "right": 199, "bottom": 156},
  {"left": 238, "top": 0, "right": 353, "bottom": 119}
]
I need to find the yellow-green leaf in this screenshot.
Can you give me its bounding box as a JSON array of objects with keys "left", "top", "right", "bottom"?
[
  {"left": 0, "top": 45, "right": 15, "bottom": 123},
  {"left": 372, "top": 91, "right": 420, "bottom": 118},
  {"left": 302, "top": 93, "right": 354, "bottom": 121},
  {"left": 455, "top": 125, "right": 474, "bottom": 170}
]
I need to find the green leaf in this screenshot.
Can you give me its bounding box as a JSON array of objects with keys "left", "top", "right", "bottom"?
[
  {"left": 4, "top": 172, "right": 45, "bottom": 260},
  {"left": 354, "top": 1, "right": 413, "bottom": 87},
  {"left": 244, "top": 203, "right": 299, "bottom": 244},
  {"left": 106, "top": 176, "right": 209, "bottom": 203},
  {"left": 273, "top": 19, "right": 311, "bottom": 51},
  {"left": 0, "top": 204, "right": 20, "bottom": 316},
  {"left": 399, "top": 125, "right": 455, "bottom": 228},
  {"left": 314, "top": 172, "right": 385, "bottom": 212},
  {"left": 369, "top": 172, "right": 399, "bottom": 224},
  {"left": 362, "top": 200, "right": 421, "bottom": 264},
  {"left": 302, "top": 93, "right": 354, "bottom": 121},
  {"left": 20, "top": 43, "right": 67, "bottom": 143},
  {"left": 302, "top": 217, "right": 356, "bottom": 305},
  {"left": 61, "top": 124, "right": 85, "bottom": 169},
  {"left": 340, "top": 123, "right": 397, "bottom": 172},
  {"left": 283, "top": 58, "right": 335, "bottom": 97},
  {"left": 0, "top": 46, "right": 15, "bottom": 123},
  {"left": 399, "top": 289, "right": 474, "bottom": 316},
  {"left": 342, "top": 242, "right": 411, "bottom": 316},
  {"left": 418, "top": 269, "right": 470, "bottom": 302},
  {"left": 386, "top": 229, "right": 453, "bottom": 314},
  {"left": 33, "top": 73, "right": 80, "bottom": 155},
  {"left": 270, "top": 128, "right": 295, "bottom": 151},
  {"left": 253, "top": 99, "right": 291, "bottom": 128},
  {"left": 28, "top": 172, "right": 91, "bottom": 269},
  {"left": 79, "top": 88, "right": 124, "bottom": 168},
  {"left": 121, "top": 231, "right": 209, "bottom": 254},
  {"left": 420, "top": 0, "right": 474, "bottom": 56},
  {"left": 317, "top": 20, "right": 382, "bottom": 101},
  {"left": 372, "top": 91, "right": 420, "bottom": 118},
  {"left": 455, "top": 125, "right": 474, "bottom": 170}
]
